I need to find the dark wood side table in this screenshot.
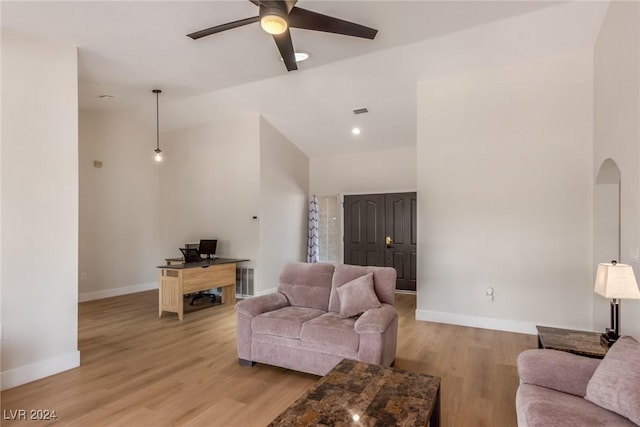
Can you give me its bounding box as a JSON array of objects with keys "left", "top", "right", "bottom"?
[{"left": 536, "top": 325, "right": 608, "bottom": 359}]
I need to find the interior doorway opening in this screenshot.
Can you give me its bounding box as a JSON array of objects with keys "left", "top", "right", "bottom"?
[{"left": 594, "top": 158, "right": 621, "bottom": 332}]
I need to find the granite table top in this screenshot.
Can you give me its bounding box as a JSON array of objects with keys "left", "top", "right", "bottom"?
[
  {"left": 268, "top": 359, "right": 441, "bottom": 427},
  {"left": 537, "top": 325, "right": 608, "bottom": 359}
]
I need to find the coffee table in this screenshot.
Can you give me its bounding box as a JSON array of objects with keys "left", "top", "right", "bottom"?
[{"left": 268, "top": 359, "right": 441, "bottom": 427}]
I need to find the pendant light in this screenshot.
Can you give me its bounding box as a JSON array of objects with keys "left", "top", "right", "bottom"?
[{"left": 152, "top": 89, "right": 163, "bottom": 162}]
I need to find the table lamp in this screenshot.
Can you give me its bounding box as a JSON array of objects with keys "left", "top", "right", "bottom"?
[{"left": 594, "top": 260, "right": 640, "bottom": 346}]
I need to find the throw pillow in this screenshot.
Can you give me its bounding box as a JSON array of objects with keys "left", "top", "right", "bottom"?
[
  {"left": 585, "top": 336, "right": 640, "bottom": 425},
  {"left": 336, "top": 272, "right": 381, "bottom": 318}
]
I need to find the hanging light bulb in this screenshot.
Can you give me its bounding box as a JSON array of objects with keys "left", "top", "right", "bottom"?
[{"left": 152, "top": 89, "right": 163, "bottom": 163}]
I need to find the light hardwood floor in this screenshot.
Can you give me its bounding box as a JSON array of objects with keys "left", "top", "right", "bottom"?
[{"left": 1, "top": 291, "right": 536, "bottom": 426}]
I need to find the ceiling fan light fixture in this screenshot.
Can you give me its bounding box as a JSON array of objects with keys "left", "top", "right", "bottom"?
[{"left": 260, "top": 8, "right": 288, "bottom": 35}]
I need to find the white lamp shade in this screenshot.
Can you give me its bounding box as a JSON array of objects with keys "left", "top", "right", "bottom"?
[{"left": 594, "top": 262, "right": 640, "bottom": 299}]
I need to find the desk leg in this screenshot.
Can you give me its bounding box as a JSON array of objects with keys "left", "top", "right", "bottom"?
[
  {"left": 158, "top": 270, "right": 163, "bottom": 318},
  {"left": 159, "top": 269, "right": 182, "bottom": 320},
  {"left": 221, "top": 284, "right": 236, "bottom": 305}
]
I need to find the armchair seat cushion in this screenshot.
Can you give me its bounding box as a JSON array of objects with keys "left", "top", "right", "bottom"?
[
  {"left": 252, "top": 306, "right": 325, "bottom": 339},
  {"left": 517, "top": 383, "right": 635, "bottom": 427},
  {"left": 300, "top": 312, "right": 359, "bottom": 353}
]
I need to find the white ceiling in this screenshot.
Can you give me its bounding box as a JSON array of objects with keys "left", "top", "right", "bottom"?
[{"left": 1, "top": 1, "right": 609, "bottom": 157}]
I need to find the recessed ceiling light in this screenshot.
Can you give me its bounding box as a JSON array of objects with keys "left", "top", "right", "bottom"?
[
  {"left": 295, "top": 52, "right": 310, "bottom": 62},
  {"left": 281, "top": 52, "right": 310, "bottom": 63},
  {"left": 352, "top": 127, "right": 361, "bottom": 135}
]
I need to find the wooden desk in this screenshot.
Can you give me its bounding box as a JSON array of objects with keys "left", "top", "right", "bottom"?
[{"left": 157, "top": 258, "right": 247, "bottom": 320}]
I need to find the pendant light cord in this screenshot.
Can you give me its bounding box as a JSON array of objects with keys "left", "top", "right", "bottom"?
[
  {"left": 155, "top": 90, "right": 160, "bottom": 151},
  {"left": 153, "top": 89, "right": 162, "bottom": 152}
]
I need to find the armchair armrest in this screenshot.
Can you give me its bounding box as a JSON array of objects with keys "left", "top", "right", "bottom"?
[
  {"left": 236, "top": 292, "right": 289, "bottom": 317},
  {"left": 354, "top": 304, "right": 397, "bottom": 334},
  {"left": 517, "top": 349, "right": 600, "bottom": 397}
]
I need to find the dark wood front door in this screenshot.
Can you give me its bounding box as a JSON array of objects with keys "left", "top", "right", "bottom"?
[
  {"left": 343, "top": 192, "right": 417, "bottom": 291},
  {"left": 385, "top": 192, "right": 417, "bottom": 291}
]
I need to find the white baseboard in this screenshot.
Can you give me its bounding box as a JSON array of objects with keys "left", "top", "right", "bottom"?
[
  {"left": 1, "top": 350, "right": 80, "bottom": 391},
  {"left": 78, "top": 282, "right": 156, "bottom": 302},
  {"left": 415, "top": 309, "right": 537, "bottom": 335}
]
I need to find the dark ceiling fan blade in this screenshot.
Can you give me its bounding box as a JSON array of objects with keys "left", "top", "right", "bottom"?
[
  {"left": 273, "top": 29, "right": 297, "bottom": 71},
  {"left": 187, "top": 16, "right": 260, "bottom": 40},
  {"left": 288, "top": 7, "right": 377, "bottom": 39}
]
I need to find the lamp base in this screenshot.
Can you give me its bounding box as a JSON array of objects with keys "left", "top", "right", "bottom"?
[{"left": 600, "top": 328, "right": 619, "bottom": 347}]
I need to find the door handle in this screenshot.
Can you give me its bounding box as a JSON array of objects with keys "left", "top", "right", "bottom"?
[{"left": 385, "top": 236, "right": 393, "bottom": 247}]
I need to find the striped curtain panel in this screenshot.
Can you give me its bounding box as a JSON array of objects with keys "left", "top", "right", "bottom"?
[{"left": 307, "top": 195, "right": 320, "bottom": 263}]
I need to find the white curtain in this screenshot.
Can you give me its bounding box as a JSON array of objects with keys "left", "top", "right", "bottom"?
[{"left": 307, "top": 195, "right": 319, "bottom": 263}]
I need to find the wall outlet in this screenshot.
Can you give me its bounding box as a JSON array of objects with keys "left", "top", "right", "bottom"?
[
  {"left": 80, "top": 272, "right": 87, "bottom": 281},
  {"left": 485, "top": 287, "right": 494, "bottom": 301}
]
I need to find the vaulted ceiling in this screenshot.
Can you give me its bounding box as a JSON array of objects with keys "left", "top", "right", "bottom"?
[{"left": 1, "top": 1, "right": 609, "bottom": 156}]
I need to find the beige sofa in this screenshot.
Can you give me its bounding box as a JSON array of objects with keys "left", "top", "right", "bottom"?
[{"left": 235, "top": 262, "right": 398, "bottom": 376}]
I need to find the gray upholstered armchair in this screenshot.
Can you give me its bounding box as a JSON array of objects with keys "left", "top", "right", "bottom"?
[
  {"left": 236, "top": 262, "right": 398, "bottom": 376},
  {"left": 516, "top": 336, "right": 640, "bottom": 426}
]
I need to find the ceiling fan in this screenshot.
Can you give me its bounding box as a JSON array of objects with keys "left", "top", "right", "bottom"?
[{"left": 187, "top": 0, "right": 378, "bottom": 72}]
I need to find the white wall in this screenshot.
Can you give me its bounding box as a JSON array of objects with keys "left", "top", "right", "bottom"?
[
  {"left": 593, "top": 0, "right": 640, "bottom": 338},
  {"left": 159, "top": 115, "right": 261, "bottom": 268},
  {"left": 78, "top": 110, "right": 160, "bottom": 301},
  {"left": 258, "top": 117, "right": 309, "bottom": 294},
  {"left": 416, "top": 50, "right": 594, "bottom": 334},
  {"left": 310, "top": 147, "right": 416, "bottom": 196},
  {"left": 1, "top": 30, "right": 79, "bottom": 389},
  {"left": 80, "top": 110, "right": 309, "bottom": 299}
]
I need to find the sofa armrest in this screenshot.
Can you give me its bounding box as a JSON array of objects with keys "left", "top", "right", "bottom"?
[
  {"left": 236, "top": 292, "right": 289, "bottom": 317},
  {"left": 517, "top": 349, "right": 601, "bottom": 397},
  {"left": 354, "top": 304, "right": 397, "bottom": 334}
]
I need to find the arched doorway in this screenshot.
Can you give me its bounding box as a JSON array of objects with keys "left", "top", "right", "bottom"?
[{"left": 594, "top": 158, "right": 621, "bottom": 331}]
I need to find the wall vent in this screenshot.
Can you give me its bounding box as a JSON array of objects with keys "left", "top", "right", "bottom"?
[
  {"left": 236, "top": 267, "right": 255, "bottom": 297},
  {"left": 353, "top": 108, "right": 368, "bottom": 115}
]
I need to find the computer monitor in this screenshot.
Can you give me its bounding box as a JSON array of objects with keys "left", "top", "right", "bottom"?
[
  {"left": 199, "top": 239, "right": 218, "bottom": 259},
  {"left": 180, "top": 248, "right": 200, "bottom": 263}
]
